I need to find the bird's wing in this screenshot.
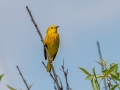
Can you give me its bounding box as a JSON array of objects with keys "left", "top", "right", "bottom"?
[
  {"left": 53, "top": 34, "right": 60, "bottom": 61},
  {"left": 44, "top": 45, "right": 47, "bottom": 60},
  {"left": 52, "top": 51, "right": 57, "bottom": 61}
]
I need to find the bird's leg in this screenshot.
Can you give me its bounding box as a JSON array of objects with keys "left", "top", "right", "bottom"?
[{"left": 49, "top": 58, "right": 53, "bottom": 63}]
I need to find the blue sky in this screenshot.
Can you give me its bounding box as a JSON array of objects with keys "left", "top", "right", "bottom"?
[{"left": 0, "top": 0, "right": 120, "bottom": 90}]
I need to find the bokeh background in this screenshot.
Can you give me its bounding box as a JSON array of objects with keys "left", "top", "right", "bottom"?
[{"left": 0, "top": 0, "right": 120, "bottom": 90}]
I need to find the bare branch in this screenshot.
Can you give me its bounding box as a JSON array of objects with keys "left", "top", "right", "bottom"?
[
  {"left": 26, "top": 6, "right": 44, "bottom": 43},
  {"left": 42, "top": 62, "right": 56, "bottom": 82},
  {"left": 57, "top": 75, "right": 63, "bottom": 90},
  {"left": 42, "top": 62, "right": 62, "bottom": 90},
  {"left": 54, "top": 82, "right": 57, "bottom": 90},
  {"left": 16, "top": 66, "right": 29, "bottom": 90},
  {"left": 60, "top": 60, "right": 72, "bottom": 90},
  {"left": 26, "top": 6, "right": 49, "bottom": 58},
  {"left": 51, "top": 64, "right": 61, "bottom": 90}
]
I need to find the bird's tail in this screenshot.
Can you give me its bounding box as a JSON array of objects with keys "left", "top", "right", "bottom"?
[{"left": 47, "top": 60, "right": 51, "bottom": 72}]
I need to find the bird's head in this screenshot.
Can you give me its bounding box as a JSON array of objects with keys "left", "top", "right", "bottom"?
[{"left": 46, "top": 25, "right": 59, "bottom": 34}]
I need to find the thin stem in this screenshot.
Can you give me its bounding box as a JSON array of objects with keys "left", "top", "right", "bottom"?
[
  {"left": 57, "top": 75, "right": 63, "bottom": 90},
  {"left": 97, "top": 41, "right": 107, "bottom": 90},
  {"left": 54, "top": 82, "right": 57, "bottom": 90},
  {"left": 26, "top": 6, "right": 49, "bottom": 58},
  {"left": 42, "top": 62, "right": 55, "bottom": 82},
  {"left": 60, "top": 60, "right": 72, "bottom": 90},
  {"left": 26, "top": 6, "right": 43, "bottom": 43},
  {"left": 51, "top": 64, "right": 61, "bottom": 90},
  {"left": 16, "top": 66, "right": 29, "bottom": 90}
]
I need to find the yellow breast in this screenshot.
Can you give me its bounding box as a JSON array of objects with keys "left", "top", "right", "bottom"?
[{"left": 44, "top": 33, "right": 60, "bottom": 58}]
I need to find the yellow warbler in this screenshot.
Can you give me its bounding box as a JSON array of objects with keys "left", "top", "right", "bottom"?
[{"left": 44, "top": 25, "right": 60, "bottom": 72}]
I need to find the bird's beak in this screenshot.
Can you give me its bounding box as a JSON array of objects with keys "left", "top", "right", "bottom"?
[{"left": 56, "top": 26, "right": 59, "bottom": 28}]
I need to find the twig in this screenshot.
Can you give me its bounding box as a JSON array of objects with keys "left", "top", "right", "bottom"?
[
  {"left": 42, "top": 62, "right": 56, "bottom": 82},
  {"left": 26, "top": 6, "right": 43, "bottom": 43},
  {"left": 42, "top": 62, "right": 62, "bottom": 90},
  {"left": 26, "top": 6, "right": 49, "bottom": 57},
  {"left": 97, "top": 41, "right": 107, "bottom": 90},
  {"left": 57, "top": 75, "right": 63, "bottom": 90},
  {"left": 51, "top": 64, "right": 61, "bottom": 90},
  {"left": 54, "top": 82, "right": 57, "bottom": 90},
  {"left": 16, "top": 66, "right": 29, "bottom": 90},
  {"left": 42, "top": 62, "right": 61, "bottom": 90},
  {"left": 60, "top": 60, "right": 72, "bottom": 90}
]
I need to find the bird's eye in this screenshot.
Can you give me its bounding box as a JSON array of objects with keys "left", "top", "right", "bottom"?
[{"left": 51, "top": 27, "right": 53, "bottom": 29}]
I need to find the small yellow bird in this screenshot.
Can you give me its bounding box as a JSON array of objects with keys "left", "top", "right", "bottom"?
[{"left": 44, "top": 25, "right": 60, "bottom": 72}]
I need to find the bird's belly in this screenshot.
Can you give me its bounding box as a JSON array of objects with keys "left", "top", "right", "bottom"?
[
  {"left": 47, "top": 44, "right": 57, "bottom": 57},
  {"left": 44, "top": 33, "right": 59, "bottom": 59}
]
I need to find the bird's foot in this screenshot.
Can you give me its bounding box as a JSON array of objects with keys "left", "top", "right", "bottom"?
[{"left": 49, "top": 58, "right": 53, "bottom": 63}]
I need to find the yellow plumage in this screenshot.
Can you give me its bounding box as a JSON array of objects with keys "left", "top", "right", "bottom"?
[{"left": 44, "top": 25, "right": 60, "bottom": 72}]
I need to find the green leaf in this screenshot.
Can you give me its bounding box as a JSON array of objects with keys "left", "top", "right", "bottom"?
[
  {"left": 100, "top": 59, "right": 107, "bottom": 68},
  {"left": 96, "top": 74, "right": 103, "bottom": 78},
  {"left": 91, "top": 78, "right": 99, "bottom": 90},
  {"left": 85, "top": 74, "right": 103, "bottom": 80},
  {"left": 100, "top": 64, "right": 118, "bottom": 83},
  {"left": 110, "top": 63, "right": 118, "bottom": 74},
  {"left": 110, "top": 84, "right": 119, "bottom": 90},
  {"left": 0, "top": 74, "right": 4, "bottom": 81},
  {"left": 110, "top": 73, "right": 120, "bottom": 81},
  {"left": 79, "top": 67, "right": 92, "bottom": 76},
  {"left": 7, "top": 85, "right": 16, "bottom": 90},
  {"left": 96, "top": 61, "right": 103, "bottom": 66},
  {"left": 102, "top": 70, "right": 108, "bottom": 75},
  {"left": 85, "top": 75, "right": 94, "bottom": 80},
  {"left": 117, "top": 72, "right": 120, "bottom": 78},
  {"left": 91, "top": 68, "right": 100, "bottom": 90},
  {"left": 96, "top": 59, "right": 108, "bottom": 68}
]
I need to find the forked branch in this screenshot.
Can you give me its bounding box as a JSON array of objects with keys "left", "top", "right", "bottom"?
[{"left": 60, "top": 60, "right": 72, "bottom": 90}]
